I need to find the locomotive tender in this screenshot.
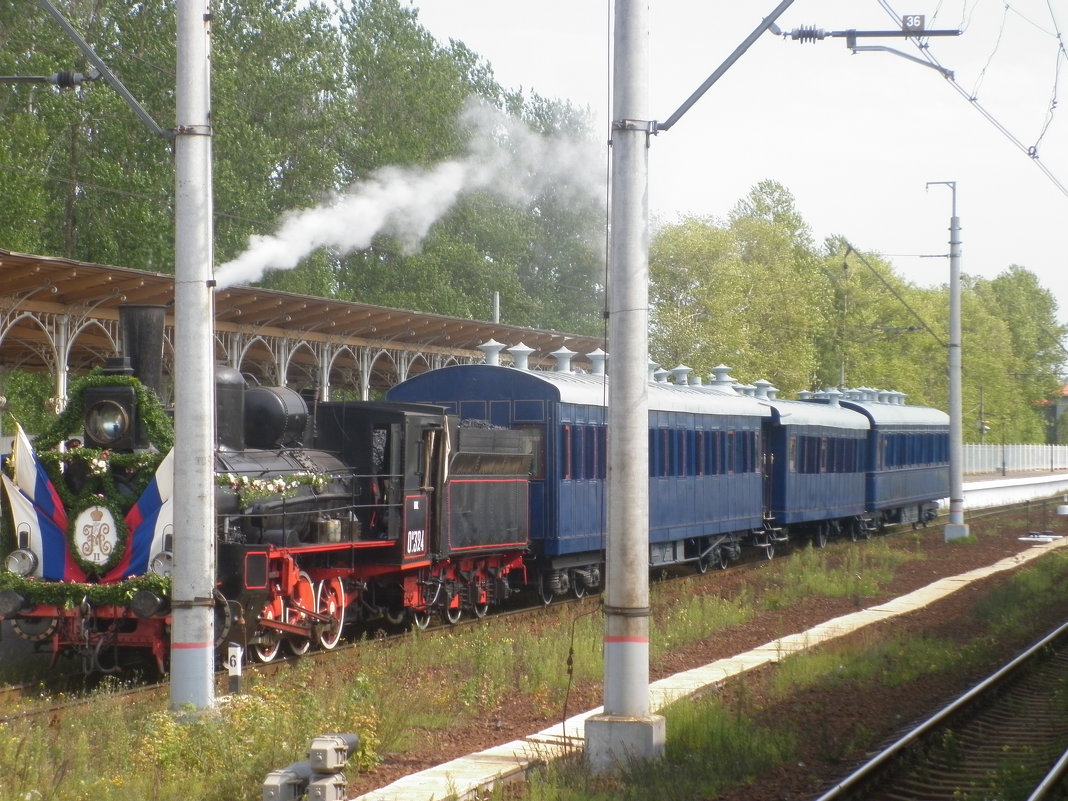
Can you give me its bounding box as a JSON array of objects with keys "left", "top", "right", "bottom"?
[{"left": 0, "top": 308, "right": 949, "bottom": 674}]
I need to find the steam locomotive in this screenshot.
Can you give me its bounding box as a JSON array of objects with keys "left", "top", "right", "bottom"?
[
  {"left": 0, "top": 308, "right": 949, "bottom": 675},
  {"left": 0, "top": 307, "right": 533, "bottom": 674}
]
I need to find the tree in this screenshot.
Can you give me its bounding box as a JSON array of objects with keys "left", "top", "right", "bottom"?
[
  {"left": 972, "top": 266, "right": 1067, "bottom": 442},
  {"left": 650, "top": 182, "right": 829, "bottom": 392},
  {"left": 0, "top": 0, "right": 606, "bottom": 335}
]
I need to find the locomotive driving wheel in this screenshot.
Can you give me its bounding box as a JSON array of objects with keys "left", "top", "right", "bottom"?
[
  {"left": 284, "top": 571, "right": 315, "bottom": 656},
  {"left": 444, "top": 604, "right": 462, "bottom": 624},
  {"left": 253, "top": 597, "right": 284, "bottom": 662},
  {"left": 316, "top": 577, "right": 346, "bottom": 650}
]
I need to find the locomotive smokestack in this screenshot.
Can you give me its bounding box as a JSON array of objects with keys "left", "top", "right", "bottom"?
[{"left": 118, "top": 305, "right": 166, "bottom": 400}]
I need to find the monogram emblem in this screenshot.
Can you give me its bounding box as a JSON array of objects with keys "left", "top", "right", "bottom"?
[{"left": 74, "top": 506, "right": 119, "bottom": 566}]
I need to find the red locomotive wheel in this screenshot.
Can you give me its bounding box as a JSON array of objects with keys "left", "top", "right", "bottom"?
[
  {"left": 316, "top": 577, "right": 346, "bottom": 650},
  {"left": 284, "top": 572, "right": 316, "bottom": 656},
  {"left": 253, "top": 600, "right": 283, "bottom": 663}
]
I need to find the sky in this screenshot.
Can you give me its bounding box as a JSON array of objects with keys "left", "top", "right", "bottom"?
[{"left": 410, "top": 0, "right": 1067, "bottom": 321}]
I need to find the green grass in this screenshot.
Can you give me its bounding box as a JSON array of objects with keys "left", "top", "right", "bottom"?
[
  {"left": 520, "top": 694, "right": 797, "bottom": 801},
  {"left": 507, "top": 549, "right": 1068, "bottom": 800}
]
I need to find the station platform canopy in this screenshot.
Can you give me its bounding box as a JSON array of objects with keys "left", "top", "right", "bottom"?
[{"left": 0, "top": 250, "right": 607, "bottom": 400}]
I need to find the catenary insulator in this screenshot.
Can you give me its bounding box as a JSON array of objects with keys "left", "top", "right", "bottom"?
[{"left": 789, "top": 26, "right": 827, "bottom": 43}]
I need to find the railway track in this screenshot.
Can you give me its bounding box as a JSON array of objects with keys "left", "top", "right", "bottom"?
[
  {"left": 814, "top": 621, "right": 1068, "bottom": 801},
  {"left": 0, "top": 496, "right": 1059, "bottom": 724}
]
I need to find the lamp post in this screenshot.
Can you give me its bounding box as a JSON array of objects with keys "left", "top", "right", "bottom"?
[{"left": 928, "top": 181, "right": 969, "bottom": 541}]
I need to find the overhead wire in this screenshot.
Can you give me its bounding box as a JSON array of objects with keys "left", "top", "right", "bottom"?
[
  {"left": 874, "top": 0, "right": 1068, "bottom": 199},
  {"left": 842, "top": 243, "right": 947, "bottom": 349}
]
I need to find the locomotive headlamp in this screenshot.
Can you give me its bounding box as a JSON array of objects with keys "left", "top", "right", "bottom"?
[
  {"left": 149, "top": 550, "right": 174, "bottom": 578},
  {"left": 83, "top": 385, "right": 145, "bottom": 450},
  {"left": 86, "top": 399, "right": 129, "bottom": 445},
  {"left": 4, "top": 548, "right": 38, "bottom": 577}
]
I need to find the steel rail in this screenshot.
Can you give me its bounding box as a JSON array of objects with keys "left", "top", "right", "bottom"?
[{"left": 812, "top": 620, "right": 1068, "bottom": 801}]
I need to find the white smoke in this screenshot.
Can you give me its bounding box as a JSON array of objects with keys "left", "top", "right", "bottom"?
[{"left": 214, "top": 98, "right": 604, "bottom": 289}]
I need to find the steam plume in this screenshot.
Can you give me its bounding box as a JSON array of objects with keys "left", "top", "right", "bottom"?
[{"left": 214, "top": 99, "right": 603, "bottom": 289}]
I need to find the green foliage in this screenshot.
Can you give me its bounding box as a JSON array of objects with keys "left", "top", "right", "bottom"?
[
  {"left": 650, "top": 185, "right": 1067, "bottom": 441},
  {"left": 762, "top": 540, "right": 910, "bottom": 606},
  {"left": 971, "top": 550, "right": 1068, "bottom": 629},
  {"left": 0, "top": 675, "right": 379, "bottom": 801},
  {"left": 33, "top": 371, "right": 173, "bottom": 453},
  {"left": 772, "top": 632, "right": 964, "bottom": 697},
  {"left": 0, "top": 0, "right": 604, "bottom": 336},
  {"left": 0, "top": 569, "right": 170, "bottom": 608},
  {"left": 1, "top": 370, "right": 55, "bottom": 435},
  {"left": 2, "top": 1, "right": 1063, "bottom": 426}
]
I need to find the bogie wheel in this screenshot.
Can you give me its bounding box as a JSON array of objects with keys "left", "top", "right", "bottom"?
[
  {"left": 764, "top": 543, "right": 775, "bottom": 561},
  {"left": 410, "top": 609, "right": 432, "bottom": 631},
  {"left": 384, "top": 608, "right": 406, "bottom": 625},
  {"left": 696, "top": 555, "right": 710, "bottom": 574},
  {"left": 539, "top": 578, "right": 555, "bottom": 606},
  {"left": 253, "top": 600, "right": 283, "bottom": 663},
  {"left": 849, "top": 520, "right": 860, "bottom": 543},
  {"left": 445, "top": 604, "right": 462, "bottom": 624},
  {"left": 285, "top": 572, "right": 315, "bottom": 656},
  {"left": 571, "top": 572, "right": 586, "bottom": 599},
  {"left": 316, "top": 577, "right": 346, "bottom": 650},
  {"left": 813, "top": 525, "right": 828, "bottom": 549},
  {"left": 717, "top": 549, "right": 730, "bottom": 570},
  {"left": 470, "top": 583, "right": 490, "bottom": 618}
]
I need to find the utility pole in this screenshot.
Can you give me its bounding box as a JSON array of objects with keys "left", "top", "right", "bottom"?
[
  {"left": 586, "top": 0, "right": 797, "bottom": 774},
  {"left": 929, "top": 181, "right": 969, "bottom": 541},
  {"left": 584, "top": 0, "right": 665, "bottom": 772},
  {"left": 170, "top": 0, "right": 217, "bottom": 710},
  {"left": 33, "top": 0, "right": 216, "bottom": 710}
]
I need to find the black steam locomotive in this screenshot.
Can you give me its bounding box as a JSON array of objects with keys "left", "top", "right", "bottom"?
[{"left": 0, "top": 306, "right": 532, "bottom": 673}]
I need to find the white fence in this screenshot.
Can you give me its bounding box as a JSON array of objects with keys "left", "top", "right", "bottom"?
[{"left": 964, "top": 443, "right": 1068, "bottom": 475}]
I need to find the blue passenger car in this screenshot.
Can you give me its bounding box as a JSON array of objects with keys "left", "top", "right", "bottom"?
[
  {"left": 837, "top": 390, "right": 949, "bottom": 527},
  {"left": 387, "top": 364, "right": 771, "bottom": 598},
  {"left": 762, "top": 394, "right": 869, "bottom": 545}
]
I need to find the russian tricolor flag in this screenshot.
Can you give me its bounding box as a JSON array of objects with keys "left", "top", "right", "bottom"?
[
  {"left": 106, "top": 449, "right": 174, "bottom": 581},
  {"left": 13, "top": 423, "right": 67, "bottom": 532},
  {"left": 3, "top": 424, "right": 85, "bottom": 582}
]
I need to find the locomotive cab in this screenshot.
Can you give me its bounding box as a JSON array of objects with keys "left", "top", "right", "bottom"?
[{"left": 313, "top": 401, "right": 449, "bottom": 562}]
